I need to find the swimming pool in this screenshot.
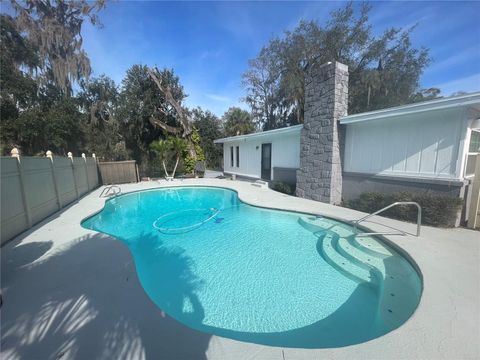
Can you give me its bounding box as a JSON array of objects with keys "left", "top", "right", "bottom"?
[{"left": 82, "top": 186, "right": 422, "bottom": 348}]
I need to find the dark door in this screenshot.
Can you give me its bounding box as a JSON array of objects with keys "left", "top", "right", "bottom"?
[{"left": 261, "top": 143, "right": 272, "bottom": 180}]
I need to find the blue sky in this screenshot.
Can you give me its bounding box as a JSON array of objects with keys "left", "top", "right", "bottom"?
[{"left": 7, "top": 1, "right": 480, "bottom": 116}]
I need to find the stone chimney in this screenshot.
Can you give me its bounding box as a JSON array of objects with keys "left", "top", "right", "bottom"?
[{"left": 296, "top": 61, "right": 348, "bottom": 205}]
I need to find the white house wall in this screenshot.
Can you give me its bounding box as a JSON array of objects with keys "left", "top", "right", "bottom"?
[
  {"left": 343, "top": 108, "right": 469, "bottom": 180},
  {"left": 222, "top": 132, "right": 300, "bottom": 179}
]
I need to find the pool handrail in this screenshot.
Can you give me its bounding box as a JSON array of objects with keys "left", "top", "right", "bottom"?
[
  {"left": 99, "top": 185, "right": 122, "bottom": 198},
  {"left": 353, "top": 201, "right": 422, "bottom": 237}
]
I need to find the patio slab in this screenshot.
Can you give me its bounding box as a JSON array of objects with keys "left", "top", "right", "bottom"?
[{"left": 1, "top": 179, "right": 479, "bottom": 360}]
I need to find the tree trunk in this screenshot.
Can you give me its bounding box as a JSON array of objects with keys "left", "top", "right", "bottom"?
[
  {"left": 147, "top": 67, "right": 198, "bottom": 161},
  {"left": 162, "top": 160, "right": 170, "bottom": 178},
  {"left": 172, "top": 156, "right": 180, "bottom": 178}
]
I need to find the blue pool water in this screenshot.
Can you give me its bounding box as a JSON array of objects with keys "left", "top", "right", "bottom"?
[{"left": 81, "top": 187, "right": 422, "bottom": 348}]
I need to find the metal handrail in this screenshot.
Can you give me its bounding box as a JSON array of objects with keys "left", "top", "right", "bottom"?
[
  {"left": 99, "top": 185, "right": 121, "bottom": 198},
  {"left": 353, "top": 201, "right": 422, "bottom": 237}
]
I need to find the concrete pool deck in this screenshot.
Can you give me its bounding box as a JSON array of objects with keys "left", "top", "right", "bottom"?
[{"left": 1, "top": 179, "right": 479, "bottom": 360}]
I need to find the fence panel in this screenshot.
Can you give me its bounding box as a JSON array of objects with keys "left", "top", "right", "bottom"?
[
  {"left": 0, "top": 157, "right": 29, "bottom": 243},
  {"left": 98, "top": 160, "right": 138, "bottom": 184},
  {"left": 86, "top": 157, "right": 99, "bottom": 191},
  {"left": 21, "top": 157, "right": 59, "bottom": 225},
  {"left": 0, "top": 152, "right": 100, "bottom": 245},
  {"left": 73, "top": 157, "right": 88, "bottom": 197},
  {"left": 53, "top": 157, "right": 78, "bottom": 206}
]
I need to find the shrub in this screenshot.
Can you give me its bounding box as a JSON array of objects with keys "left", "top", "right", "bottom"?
[
  {"left": 270, "top": 181, "right": 295, "bottom": 196},
  {"left": 344, "top": 192, "right": 463, "bottom": 227}
]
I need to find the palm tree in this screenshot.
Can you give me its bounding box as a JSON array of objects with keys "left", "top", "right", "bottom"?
[
  {"left": 150, "top": 139, "right": 171, "bottom": 178},
  {"left": 169, "top": 137, "right": 187, "bottom": 178}
]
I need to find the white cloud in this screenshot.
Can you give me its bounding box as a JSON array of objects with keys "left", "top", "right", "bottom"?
[
  {"left": 432, "top": 73, "right": 480, "bottom": 95},
  {"left": 199, "top": 50, "right": 223, "bottom": 61},
  {"left": 426, "top": 46, "right": 480, "bottom": 75},
  {"left": 205, "top": 93, "right": 231, "bottom": 102}
]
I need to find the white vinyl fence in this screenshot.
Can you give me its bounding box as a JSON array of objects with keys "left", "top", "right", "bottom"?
[{"left": 1, "top": 149, "right": 99, "bottom": 244}]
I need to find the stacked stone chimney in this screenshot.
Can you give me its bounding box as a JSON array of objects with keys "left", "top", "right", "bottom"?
[{"left": 296, "top": 61, "right": 349, "bottom": 205}]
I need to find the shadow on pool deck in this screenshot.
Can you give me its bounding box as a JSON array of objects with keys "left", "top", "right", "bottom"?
[{"left": 1, "top": 233, "right": 211, "bottom": 360}]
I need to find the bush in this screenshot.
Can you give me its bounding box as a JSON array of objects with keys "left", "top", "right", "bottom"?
[
  {"left": 270, "top": 181, "right": 295, "bottom": 196},
  {"left": 344, "top": 192, "right": 463, "bottom": 227}
]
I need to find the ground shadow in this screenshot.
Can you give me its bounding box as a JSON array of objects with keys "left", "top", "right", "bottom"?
[{"left": 1, "top": 233, "right": 211, "bottom": 360}]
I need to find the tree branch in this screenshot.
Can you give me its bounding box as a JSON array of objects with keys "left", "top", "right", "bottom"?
[
  {"left": 149, "top": 116, "right": 182, "bottom": 136},
  {"left": 147, "top": 67, "right": 192, "bottom": 137}
]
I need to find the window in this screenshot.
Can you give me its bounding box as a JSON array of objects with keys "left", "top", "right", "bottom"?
[
  {"left": 469, "top": 130, "right": 480, "bottom": 153},
  {"left": 236, "top": 146, "right": 240, "bottom": 167},
  {"left": 465, "top": 130, "right": 480, "bottom": 176},
  {"left": 230, "top": 146, "right": 234, "bottom": 167}
]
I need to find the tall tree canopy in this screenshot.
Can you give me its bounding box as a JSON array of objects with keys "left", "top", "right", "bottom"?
[
  {"left": 222, "top": 107, "right": 255, "bottom": 137},
  {"left": 10, "top": 0, "right": 105, "bottom": 95},
  {"left": 78, "top": 75, "right": 129, "bottom": 160},
  {"left": 192, "top": 107, "right": 223, "bottom": 169},
  {"left": 243, "top": 2, "right": 435, "bottom": 130},
  {"left": 117, "top": 65, "right": 187, "bottom": 163}
]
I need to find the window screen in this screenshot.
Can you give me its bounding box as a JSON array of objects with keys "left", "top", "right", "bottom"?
[{"left": 236, "top": 146, "right": 240, "bottom": 167}]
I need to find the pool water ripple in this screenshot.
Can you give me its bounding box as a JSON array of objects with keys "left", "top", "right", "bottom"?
[{"left": 82, "top": 187, "right": 422, "bottom": 348}]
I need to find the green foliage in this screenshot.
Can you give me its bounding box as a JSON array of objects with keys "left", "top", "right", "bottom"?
[
  {"left": 10, "top": 0, "right": 105, "bottom": 95},
  {"left": 183, "top": 155, "right": 196, "bottom": 174},
  {"left": 150, "top": 139, "right": 170, "bottom": 161},
  {"left": 222, "top": 107, "right": 255, "bottom": 136},
  {"left": 182, "top": 128, "right": 205, "bottom": 174},
  {"left": 243, "top": 2, "right": 434, "bottom": 129},
  {"left": 344, "top": 192, "right": 463, "bottom": 227},
  {"left": 2, "top": 82, "right": 85, "bottom": 155},
  {"left": 117, "top": 65, "right": 186, "bottom": 164},
  {"left": 410, "top": 88, "right": 442, "bottom": 103},
  {"left": 270, "top": 181, "right": 296, "bottom": 196},
  {"left": 192, "top": 107, "right": 223, "bottom": 169},
  {"left": 78, "top": 76, "right": 128, "bottom": 161},
  {"left": 191, "top": 128, "right": 205, "bottom": 161}
]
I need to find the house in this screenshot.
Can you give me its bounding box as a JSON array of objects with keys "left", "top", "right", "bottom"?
[
  {"left": 214, "top": 62, "right": 480, "bottom": 224},
  {"left": 214, "top": 124, "right": 302, "bottom": 184}
]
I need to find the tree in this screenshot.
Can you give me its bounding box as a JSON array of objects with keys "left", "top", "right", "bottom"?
[
  {"left": 242, "top": 48, "right": 284, "bottom": 130},
  {"left": 169, "top": 137, "right": 187, "bottom": 178},
  {"left": 410, "top": 88, "right": 441, "bottom": 103},
  {"left": 0, "top": 14, "right": 38, "bottom": 152},
  {"left": 150, "top": 139, "right": 171, "bottom": 178},
  {"left": 192, "top": 107, "right": 223, "bottom": 169},
  {"left": 5, "top": 86, "right": 85, "bottom": 155},
  {"left": 78, "top": 76, "right": 128, "bottom": 160},
  {"left": 242, "top": 2, "right": 432, "bottom": 129},
  {"left": 10, "top": 0, "right": 105, "bottom": 95},
  {"left": 117, "top": 65, "right": 184, "bottom": 163},
  {"left": 222, "top": 107, "right": 255, "bottom": 136}
]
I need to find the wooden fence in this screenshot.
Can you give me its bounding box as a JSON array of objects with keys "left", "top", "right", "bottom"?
[
  {"left": 98, "top": 160, "right": 139, "bottom": 184},
  {"left": 1, "top": 150, "right": 99, "bottom": 244}
]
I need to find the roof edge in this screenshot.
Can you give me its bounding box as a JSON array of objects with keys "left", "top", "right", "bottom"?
[
  {"left": 341, "top": 92, "right": 480, "bottom": 125},
  {"left": 214, "top": 124, "right": 303, "bottom": 143}
]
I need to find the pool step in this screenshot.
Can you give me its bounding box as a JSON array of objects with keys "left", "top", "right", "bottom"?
[
  {"left": 298, "top": 216, "right": 353, "bottom": 238},
  {"left": 300, "top": 216, "right": 421, "bottom": 329},
  {"left": 251, "top": 180, "right": 268, "bottom": 188},
  {"left": 349, "top": 236, "right": 395, "bottom": 259},
  {"left": 336, "top": 238, "right": 385, "bottom": 280},
  {"left": 317, "top": 232, "right": 377, "bottom": 286}
]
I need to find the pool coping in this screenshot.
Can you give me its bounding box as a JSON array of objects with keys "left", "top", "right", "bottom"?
[{"left": 1, "top": 178, "right": 479, "bottom": 360}]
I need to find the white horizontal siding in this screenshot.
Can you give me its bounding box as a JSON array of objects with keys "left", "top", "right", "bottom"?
[{"left": 344, "top": 108, "right": 469, "bottom": 179}]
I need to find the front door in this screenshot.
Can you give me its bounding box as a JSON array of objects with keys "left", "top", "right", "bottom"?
[{"left": 261, "top": 143, "right": 272, "bottom": 180}]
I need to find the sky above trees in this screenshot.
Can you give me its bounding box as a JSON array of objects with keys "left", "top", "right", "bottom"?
[{"left": 4, "top": 1, "right": 479, "bottom": 116}]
